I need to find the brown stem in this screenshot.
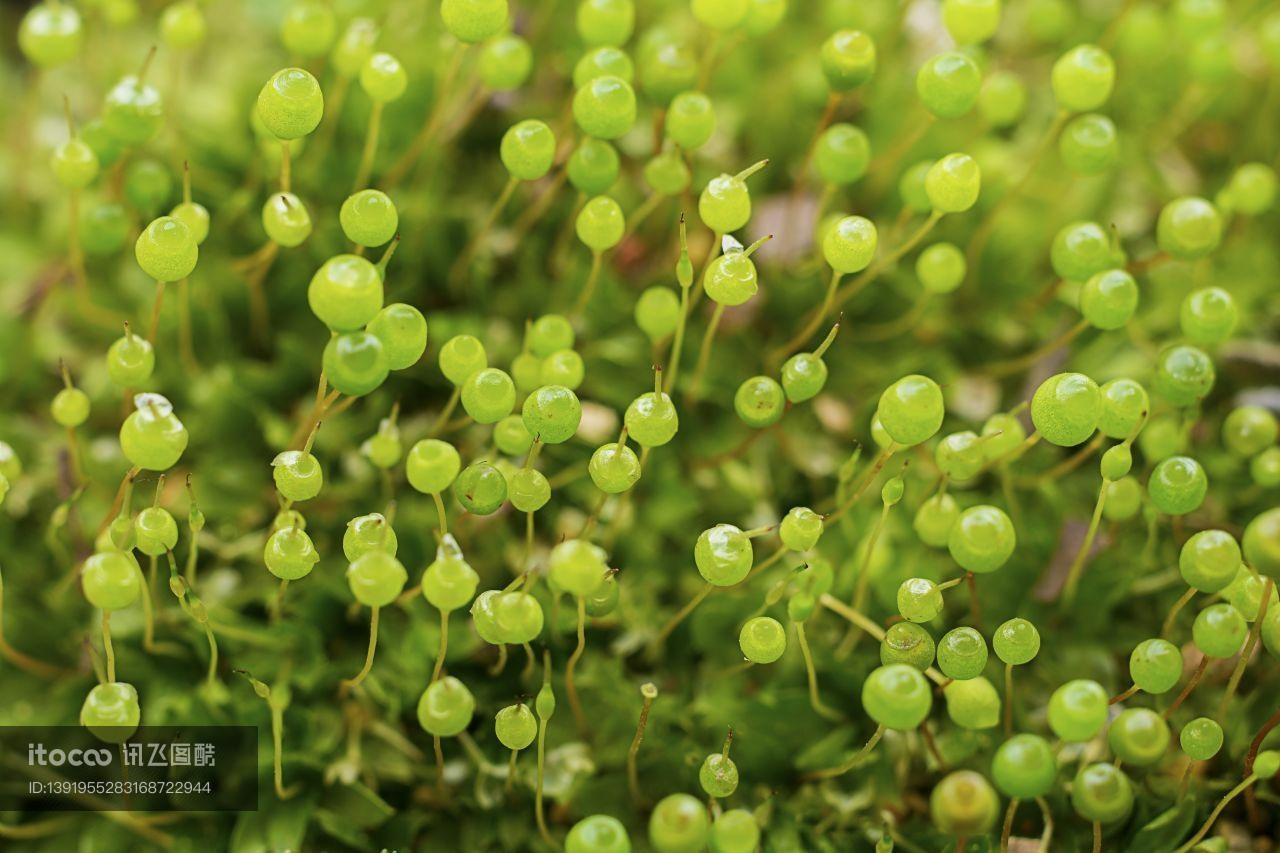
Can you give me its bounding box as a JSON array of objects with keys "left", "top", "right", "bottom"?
[{"left": 1163, "top": 657, "right": 1209, "bottom": 719}]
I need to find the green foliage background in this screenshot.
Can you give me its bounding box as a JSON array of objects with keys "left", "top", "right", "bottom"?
[{"left": 1, "top": 0, "right": 1279, "bottom": 850}]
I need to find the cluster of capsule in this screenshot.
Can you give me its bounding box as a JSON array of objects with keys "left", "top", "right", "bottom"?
[{"left": 9, "top": 0, "right": 1280, "bottom": 849}]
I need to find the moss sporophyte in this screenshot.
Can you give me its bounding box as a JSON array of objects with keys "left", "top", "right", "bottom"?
[{"left": 5, "top": 0, "right": 1280, "bottom": 850}]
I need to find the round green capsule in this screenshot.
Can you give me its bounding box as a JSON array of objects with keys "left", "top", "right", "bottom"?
[
  {"left": 347, "top": 550, "right": 407, "bottom": 607},
  {"left": 937, "top": 626, "right": 988, "bottom": 680},
  {"left": 1219, "top": 162, "right": 1277, "bottom": 215},
  {"left": 898, "top": 577, "right": 944, "bottom": 623},
  {"left": 264, "top": 526, "right": 320, "bottom": 580},
  {"left": 914, "top": 494, "right": 960, "bottom": 549},
  {"left": 699, "top": 168, "right": 759, "bottom": 234},
  {"left": 569, "top": 138, "right": 621, "bottom": 196},
  {"left": 82, "top": 551, "right": 142, "bottom": 611},
  {"left": 1129, "top": 638, "right": 1182, "bottom": 694},
  {"left": 360, "top": 52, "right": 407, "bottom": 102},
  {"left": 340, "top": 190, "right": 398, "bottom": 248},
  {"left": 406, "top": 439, "right": 462, "bottom": 495},
  {"left": 992, "top": 734, "right": 1057, "bottom": 799},
  {"left": 942, "top": 0, "right": 1001, "bottom": 44},
  {"left": 699, "top": 751, "right": 738, "bottom": 799},
  {"left": 1047, "top": 679, "right": 1108, "bottom": 742},
  {"left": 367, "top": 303, "right": 428, "bottom": 371},
  {"left": 272, "top": 450, "right": 323, "bottom": 502},
  {"left": 1079, "top": 269, "right": 1137, "bottom": 330},
  {"left": 1097, "top": 378, "right": 1148, "bottom": 440},
  {"left": 508, "top": 467, "right": 551, "bottom": 513},
  {"left": 331, "top": 18, "right": 379, "bottom": 77},
  {"left": 916, "top": 243, "right": 966, "bottom": 294},
  {"left": 944, "top": 677, "right": 1001, "bottom": 730},
  {"left": 1031, "top": 372, "right": 1101, "bottom": 447},
  {"left": 416, "top": 676, "right": 475, "bottom": 737},
  {"left": 548, "top": 539, "right": 609, "bottom": 598},
  {"left": 862, "top": 664, "right": 933, "bottom": 730},
  {"left": 103, "top": 74, "right": 164, "bottom": 145},
  {"left": 881, "top": 622, "right": 935, "bottom": 671},
  {"left": 461, "top": 368, "right": 516, "bottom": 424},
  {"left": 1223, "top": 405, "right": 1278, "bottom": 458},
  {"left": 1051, "top": 44, "right": 1115, "bottom": 112},
  {"left": 479, "top": 33, "right": 533, "bottom": 91},
  {"left": 1147, "top": 455, "right": 1208, "bottom": 516},
  {"left": 1180, "top": 717, "right": 1224, "bottom": 761},
  {"left": 323, "top": 331, "right": 389, "bottom": 397},
  {"left": 1192, "top": 602, "right": 1247, "bottom": 658},
  {"left": 637, "top": 285, "right": 686, "bottom": 343},
  {"left": 576, "top": 195, "right": 626, "bottom": 251},
  {"left": 343, "top": 513, "right": 398, "bottom": 562},
  {"left": 282, "top": 1, "right": 337, "bottom": 58},
  {"left": 523, "top": 385, "right": 582, "bottom": 444},
  {"left": 567, "top": 815, "right": 631, "bottom": 853},
  {"left": 935, "top": 431, "right": 986, "bottom": 481},
  {"left": 978, "top": 70, "right": 1027, "bottom": 128},
  {"left": 1108, "top": 708, "right": 1170, "bottom": 767},
  {"left": 780, "top": 507, "right": 823, "bottom": 552},
  {"left": 948, "top": 505, "right": 1015, "bottom": 574},
  {"left": 119, "top": 394, "right": 188, "bottom": 471},
  {"left": 439, "top": 334, "right": 488, "bottom": 385},
  {"left": 52, "top": 387, "right": 90, "bottom": 428},
  {"left": 878, "top": 374, "right": 945, "bottom": 447},
  {"left": 1059, "top": 113, "right": 1119, "bottom": 174},
  {"left": 739, "top": 616, "right": 787, "bottom": 664},
  {"left": 925, "top": 153, "right": 981, "bottom": 213},
  {"left": 80, "top": 681, "right": 140, "bottom": 744},
  {"left": 589, "top": 441, "right": 641, "bottom": 494},
  {"left": 781, "top": 352, "right": 829, "bottom": 403},
  {"left": 256, "top": 67, "right": 324, "bottom": 140},
  {"left": 705, "top": 249, "right": 761, "bottom": 306},
  {"left": 916, "top": 51, "right": 982, "bottom": 119},
  {"left": 1051, "top": 221, "right": 1118, "bottom": 283},
  {"left": 814, "top": 123, "right": 871, "bottom": 186},
  {"left": 709, "top": 809, "right": 759, "bottom": 853},
  {"left": 577, "top": 0, "right": 634, "bottom": 46},
  {"left": 821, "top": 29, "right": 876, "bottom": 91},
  {"left": 573, "top": 75, "right": 636, "bottom": 140},
  {"left": 19, "top": 3, "right": 84, "bottom": 68},
  {"left": 1180, "top": 286, "right": 1237, "bottom": 346},
  {"left": 692, "top": 0, "right": 749, "bottom": 29},
  {"left": 734, "top": 376, "right": 786, "bottom": 428},
  {"left": 501, "top": 119, "right": 556, "bottom": 182},
  {"left": 625, "top": 390, "right": 679, "bottom": 447},
  {"left": 993, "top": 618, "right": 1040, "bottom": 665},
  {"left": 666, "top": 91, "right": 716, "bottom": 151},
  {"left": 931, "top": 770, "right": 1000, "bottom": 838},
  {"left": 695, "top": 524, "right": 753, "bottom": 587},
  {"left": 135, "top": 216, "right": 198, "bottom": 282},
  {"left": 453, "top": 462, "right": 508, "bottom": 515},
  {"left": 1157, "top": 196, "right": 1222, "bottom": 260},
  {"left": 308, "top": 254, "right": 384, "bottom": 332},
  {"left": 1244, "top": 508, "right": 1280, "bottom": 578},
  {"left": 1179, "top": 529, "right": 1241, "bottom": 593},
  {"left": 423, "top": 545, "right": 480, "bottom": 612},
  {"left": 649, "top": 792, "right": 709, "bottom": 853},
  {"left": 1071, "top": 763, "right": 1134, "bottom": 825},
  {"left": 1102, "top": 476, "right": 1142, "bottom": 522},
  {"left": 440, "top": 0, "right": 508, "bottom": 43},
  {"left": 263, "top": 192, "right": 312, "bottom": 247},
  {"left": 823, "top": 215, "right": 877, "bottom": 274},
  {"left": 494, "top": 703, "right": 536, "bottom": 751}
]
